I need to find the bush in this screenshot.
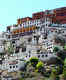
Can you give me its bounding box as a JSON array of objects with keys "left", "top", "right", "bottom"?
[
  {"left": 63, "top": 59, "right": 66, "bottom": 79},
  {"left": 36, "top": 61, "right": 43, "bottom": 69},
  {"left": 56, "top": 75, "right": 60, "bottom": 80},
  {"left": 50, "top": 68, "right": 57, "bottom": 80},
  {"left": 19, "top": 78, "right": 24, "bottom": 80},
  {"left": 36, "top": 61, "right": 45, "bottom": 74},
  {"left": 64, "top": 45, "right": 66, "bottom": 50},
  {"left": 30, "top": 57, "right": 39, "bottom": 67},
  {"left": 57, "top": 50, "right": 66, "bottom": 61},
  {"left": 53, "top": 47, "right": 59, "bottom": 52}
]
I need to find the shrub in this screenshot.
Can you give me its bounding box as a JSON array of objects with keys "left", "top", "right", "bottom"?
[
  {"left": 50, "top": 68, "right": 57, "bottom": 80},
  {"left": 63, "top": 59, "right": 66, "bottom": 79},
  {"left": 53, "top": 47, "right": 59, "bottom": 52},
  {"left": 30, "top": 57, "right": 39, "bottom": 67},
  {"left": 64, "top": 45, "right": 66, "bottom": 50},
  {"left": 36, "top": 61, "right": 45, "bottom": 74},
  {"left": 19, "top": 78, "right": 24, "bottom": 80},
  {"left": 36, "top": 61, "right": 43, "bottom": 69},
  {"left": 57, "top": 50, "right": 66, "bottom": 61}
]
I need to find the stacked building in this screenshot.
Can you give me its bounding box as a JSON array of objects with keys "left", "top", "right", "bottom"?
[
  {"left": 0, "top": 7, "right": 66, "bottom": 73},
  {"left": 6, "top": 7, "right": 66, "bottom": 40}
]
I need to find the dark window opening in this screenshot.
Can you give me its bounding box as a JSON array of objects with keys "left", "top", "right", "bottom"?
[
  {"left": 15, "top": 47, "right": 19, "bottom": 53},
  {"left": 16, "top": 65, "right": 18, "bottom": 68},
  {"left": 41, "top": 52, "right": 43, "bottom": 54},
  {"left": 37, "top": 49, "right": 40, "bottom": 53},
  {"left": 22, "top": 47, "right": 26, "bottom": 52},
  {"left": 45, "top": 54, "right": 48, "bottom": 57},
  {"left": 13, "top": 66, "right": 15, "bottom": 68},
  {"left": 38, "top": 55, "right": 40, "bottom": 58},
  {"left": 26, "top": 56, "right": 27, "bottom": 57},
  {"left": 29, "top": 55, "right": 30, "bottom": 57},
  {"left": 8, "top": 35, "right": 10, "bottom": 39},
  {"left": 12, "top": 41, "right": 15, "bottom": 44},
  {"left": 42, "top": 55, "right": 44, "bottom": 57},
  {"left": 10, "top": 66, "right": 12, "bottom": 69},
  {"left": 29, "top": 51, "right": 31, "bottom": 53}
]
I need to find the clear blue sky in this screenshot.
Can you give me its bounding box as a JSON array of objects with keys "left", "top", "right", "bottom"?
[{"left": 0, "top": 0, "right": 66, "bottom": 32}]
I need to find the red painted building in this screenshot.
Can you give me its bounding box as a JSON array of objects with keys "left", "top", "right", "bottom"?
[
  {"left": 53, "top": 7, "right": 66, "bottom": 24},
  {"left": 17, "top": 17, "right": 32, "bottom": 24},
  {"left": 32, "top": 12, "right": 45, "bottom": 19}
]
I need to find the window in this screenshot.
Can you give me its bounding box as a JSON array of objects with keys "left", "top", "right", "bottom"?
[
  {"left": 20, "top": 24, "right": 22, "bottom": 26},
  {"left": 10, "top": 66, "right": 12, "bottom": 69},
  {"left": 37, "top": 20, "right": 38, "bottom": 23},
  {"left": 8, "top": 35, "right": 10, "bottom": 38},
  {"left": 12, "top": 40, "right": 15, "bottom": 43},
  {"left": 41, "top": 52, "right": 43, "bottom": 54},
  {"left": 63, "top": 31, "right": 64, "bottom": 33},
  {"left": 38, "top": 55, "right": 40, "bottom": 58},
  {"left": 22, "top": 47, "right": 26, "bottom": 52},
  {"left": 16, "top": 65, "right": 18, "bottom": 68},
  {"left": 37, "top": 49, "right": 40, "bottom": 53},
  {"left": 42, "top": 55, "right": 44, "bottom": 58},
  {"left": 13, "top": 45, "right": 14, "bottom": 47},
  {"left": 46, "top": 24, "right": 47, "bottom": 26},
  {"left": 26, "top": 56, "right": 27, "bottom": 57},
  {"left": 28, "top": 37, "right": 32, "bottom": 42},
  {"left": 15, "top": 47, "right": 19, "bottom": 53},
  {"left": 29, "top": 51, "right": 31, "bottom": 53},
  {"left": 37, "top": 24, "right": 38, "bottom": 25},
  {"left": 13, "top": 66, "right": 15, "bottom": 68},
  {"left": 29, "top": 55, "right": 30, "bottom": 57},
  {"left": 1, "top": 46, "right": 2, "bottom": 48},
  {"left": 45, "top": 54, "right": 48, "bottom": 57},
  {"left": 28, "top": 22, "right": 29, "bottom": 25},
  {"left": 30, "top": 22, "right": 31, "bottom": 24}
]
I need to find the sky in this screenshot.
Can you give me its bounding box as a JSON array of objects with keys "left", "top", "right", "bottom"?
[{"left": 0, "top": 0, "right": 66, "bottom": 32}]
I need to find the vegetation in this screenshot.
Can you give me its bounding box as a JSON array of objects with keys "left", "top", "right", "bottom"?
[
  {"left": 63, "top": 45, "right": 66, "bottom": 51},
  {"left": 19, "top": 78, "right": 24, "bottom": 80},
  {"left": 54, "top": 36, "right": 66, "bottom": 45},
  {"left": 57, "top": 50, "right": 66, "bottom": 60},
  {"left": 36, "top": 61, "right": 45, "bottom": 74},
  {"left": 63, "top": 59, "right": 66, "bottom": 79},
  {"left": 7, "top": 43, "right": 14, "bottom": 54},
  {"left": 36, "top": 61, "right": 44, "bottom": 69},
  {"left": 30, "top": 57, "right": 39, "bottom": 67},
  {"left": 53, "top": 46, "right": 60, "bottom": 52},
  {"left": 6, "top": 55, "right": 65, "bottom": 80}
]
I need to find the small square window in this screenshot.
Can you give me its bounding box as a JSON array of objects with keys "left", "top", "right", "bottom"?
[
  {"left": 38, "top": 55, "right": 40, "bottom": 58},
  {"left": 29, "top": 51, "right": 31, "bottom": 53},
  {"left": 10, "top": 66, "right": 12, "bottom": 68},
  {"left": 45, "top": 54, "right": 48, "bottom": 57},
  {"left": 29, "top": 55, "right": 30, "bottom": 57},
  {"left": 42, "top": 55, "right": 44, "bottom": 58},
  {"left": 16, "top": 65, "right": 18, "bottom": 68},
  {"left": 26, "top": 56, "right": 27, "bottom": 57},
  {"left": 13, "top": 66, "right": 15, "bottom": 68}
]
